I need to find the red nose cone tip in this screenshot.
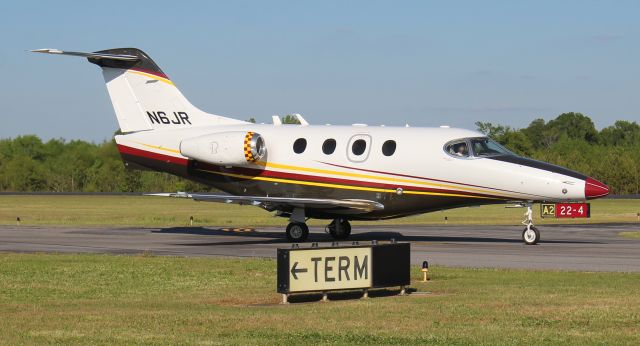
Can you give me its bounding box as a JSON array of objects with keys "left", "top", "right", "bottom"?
[{"left": 585, "top": 177, "right": 609, "bottom": 199}]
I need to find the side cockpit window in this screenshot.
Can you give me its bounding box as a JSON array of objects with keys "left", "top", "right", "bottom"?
[{"left": 446, "top": 141, "right": 470, "bottom": 158}]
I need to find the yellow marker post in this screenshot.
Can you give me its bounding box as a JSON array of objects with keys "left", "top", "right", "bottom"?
[{"left": 421, "top": 261, "right": 429, "bottom": 282}]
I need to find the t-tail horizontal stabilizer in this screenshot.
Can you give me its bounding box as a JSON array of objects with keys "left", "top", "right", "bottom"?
[{"left": 30, "top": 48, "right": 139, "bottom": 61}]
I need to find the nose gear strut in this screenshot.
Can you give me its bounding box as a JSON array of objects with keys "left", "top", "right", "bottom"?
[{"left": 521, "top": 202, "right": 540, "bottom": 245}]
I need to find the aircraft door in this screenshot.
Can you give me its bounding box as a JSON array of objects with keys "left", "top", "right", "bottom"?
[{"left": 347, "top": 134, "right": 372, "bottom": 163}]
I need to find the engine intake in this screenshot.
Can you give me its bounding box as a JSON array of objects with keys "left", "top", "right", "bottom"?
[{"left": 180, "top": 131, "right": 266, "bottom": 166}]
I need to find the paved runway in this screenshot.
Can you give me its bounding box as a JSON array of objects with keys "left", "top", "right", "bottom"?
[{"left": 1, "top": 223, "right": 639, "bottom": 272}]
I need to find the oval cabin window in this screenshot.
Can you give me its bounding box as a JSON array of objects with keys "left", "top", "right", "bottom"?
[
  {"left": 293, "top": 138, "right": 307, "bottom": 154},
  {"left": 322, "top": 139, "right": 337, "bottom": 155},
  {"left": 352, "top": 139, "right": 367, "bottom": 156},
  {"left": 382, "top": 140, "right": 396, "bottom": 156}
]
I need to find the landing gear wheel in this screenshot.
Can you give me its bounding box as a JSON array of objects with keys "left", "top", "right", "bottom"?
[
  {"left": 522, "top": 226, "right": 540, "bottom": 245},
  {"left": 286, "top": 222, "right": 309, "bottom": 242},
  {"left": 328, "top": 219, "right": 351, "bottom": 240}
]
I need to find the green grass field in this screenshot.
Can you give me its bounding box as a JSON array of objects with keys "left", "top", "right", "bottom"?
[
  {"left": 0, "top": 253, "right": 638, "bottom": 344},
  {"left": 1, "top": 195, "right": 639, "bottom": 228},
  {"left": 1, "top": 198, "right": 639, "bottom": 344}
]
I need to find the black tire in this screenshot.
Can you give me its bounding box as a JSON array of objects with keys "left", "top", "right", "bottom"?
[
  {"left": 340, "top": 220, "right": 352, "bottom": 238},
  {"left": 329, "top": 219, "right": 351, "bottom": 240},
  {"left": 286, "top": 222, "right": 309, "bottom": 242},
  {"left": 522, "top": 226, "right": 540, "bottom": 245}
]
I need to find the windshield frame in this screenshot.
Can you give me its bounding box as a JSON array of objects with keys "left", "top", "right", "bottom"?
[{"left": 443, "top": 137, "right": 514, "bottom": 159}]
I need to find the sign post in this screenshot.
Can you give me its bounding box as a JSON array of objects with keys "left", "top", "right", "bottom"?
[{"left": 277, "top": 242, "right": 410, "bottom": 303}]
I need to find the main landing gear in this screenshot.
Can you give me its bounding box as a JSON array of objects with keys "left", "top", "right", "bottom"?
[
  {"left": 521, "top": 202, "right": 540, "bottom": 245},
  {"left": 286, "top": 222, "right": 309, "bottom": 242},
  {"left": 326, "top": 218, "right": 351, "bottom": 240},
  {"left": 284, "top": 209, "right": 352, "bottom": 242},
  {"left": 285, "top": 208, "right": 309, "bottom": 242}
]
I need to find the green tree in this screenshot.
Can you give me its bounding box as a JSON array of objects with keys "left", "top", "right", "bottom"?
[
  {"left": 599, "top": 120, "right": 640, "bottom": 146},
  {"left": 475, "top": 122, "right": 508, "bottom": 139},
  {"left": 475, "top": 122, "right": 533, "bottom": 155},
  {"left": 546, "top": 112, "right": 598, "bottom": 143},
  {"left": 1, "top": 156, "right": 46, "bottom": 191}
]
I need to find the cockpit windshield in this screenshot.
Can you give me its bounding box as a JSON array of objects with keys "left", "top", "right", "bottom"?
[
  {"left": 470, "top": 138, "right": 513, "bottom": 157},
  {"left": 445, "top": 137, "right": 513, "bottom": 158}
]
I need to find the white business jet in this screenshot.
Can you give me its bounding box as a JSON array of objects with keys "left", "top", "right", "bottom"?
[{"left": 32, "top": 48, "right": 609, "bottom": 244}]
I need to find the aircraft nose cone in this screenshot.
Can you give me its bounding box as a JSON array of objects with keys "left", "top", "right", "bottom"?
[{"left": 585, "top": 177, "right": 609, "bottom": 199}]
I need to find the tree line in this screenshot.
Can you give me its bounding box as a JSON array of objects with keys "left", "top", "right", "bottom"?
[
  {"left": 475, "top": 112, "right": 640, "bottom": 195},
  {"left": 0, "top": 112, "right": 638, "bottom": 194},
  {"left": 0, "top": 135, "right": 208, "bottom": 193}
]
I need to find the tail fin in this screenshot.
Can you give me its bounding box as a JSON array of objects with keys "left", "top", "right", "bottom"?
[{"left": 32, "top": 48, "right": 246, "bottom": 132}]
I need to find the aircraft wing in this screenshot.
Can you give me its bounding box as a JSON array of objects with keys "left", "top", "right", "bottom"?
[{"left": 147, "top": 192, "right": 384, "bottom": 214}]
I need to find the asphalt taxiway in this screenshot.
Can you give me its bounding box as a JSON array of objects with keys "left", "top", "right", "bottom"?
[{"left": 1, "top": 223, "right": 639, "bottom": 272}]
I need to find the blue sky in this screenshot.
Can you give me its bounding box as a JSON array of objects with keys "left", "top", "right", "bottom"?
[{"left": 1, "top": 0, "right": 638, "bottom": 142}]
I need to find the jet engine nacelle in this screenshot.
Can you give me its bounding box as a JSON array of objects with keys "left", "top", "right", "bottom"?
[{"left": 180, "top": 131, "right": 267, "bottom": 166}]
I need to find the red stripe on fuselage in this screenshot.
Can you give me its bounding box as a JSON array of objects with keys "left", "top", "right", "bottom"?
[
  {"left": 195, "top": 161, "right": 502, "bottom": 199},
  {"left": 117, "top": 144, "right": 187, "bottom": 165},
  {"left": 117, "top": 144, "right": 503, "bottom": 199},
  {"left": 318, "top": 160, "right": 541, "bottom": 197}
]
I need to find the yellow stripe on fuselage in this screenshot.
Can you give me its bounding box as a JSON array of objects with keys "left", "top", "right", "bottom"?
[
  {"left": 254, "top": 161, "right": 513, "bottom": 199},
  {"left": 128, "top": 70, "right": 175, "bottom": 86},
  {"left": 196, "top": 168, "right": 498, "bottom": 200},
  {"left": 134, "top": 142, "right": 181, "bottom": 154}
]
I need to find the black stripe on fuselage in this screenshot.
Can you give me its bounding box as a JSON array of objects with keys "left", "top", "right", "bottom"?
[
  {"left": 487, "top": 155, "right": 587, "bottom": 180},
  {"left": 120, "top": 151, "right": 502, "bottom": 220}
]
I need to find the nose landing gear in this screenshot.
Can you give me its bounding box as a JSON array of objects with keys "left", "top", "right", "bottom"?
[{"left": 522, "top": 202, "right": 540, "bottom": 245}]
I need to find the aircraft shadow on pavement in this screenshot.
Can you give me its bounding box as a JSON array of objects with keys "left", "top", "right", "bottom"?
[
  {"left": 153, "top": 227, "right": 601, "bottom": 246},
  {"left": 154, "top": 227, "right": 288, "bottom": 247},
  {"left": 390, "top": 234, "right": 600, "bottom": 244},
  {"left": 152, "top": 227, "right": 273, "bottom": 236}
]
